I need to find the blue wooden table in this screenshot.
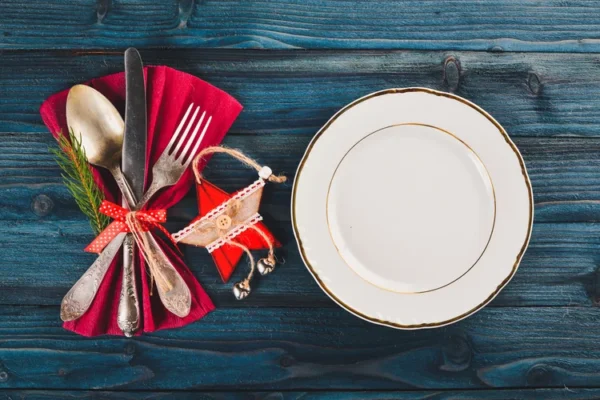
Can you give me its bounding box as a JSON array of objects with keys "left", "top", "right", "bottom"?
[{"left": 2, "top": 1, "right": 600, "bottom": 398}]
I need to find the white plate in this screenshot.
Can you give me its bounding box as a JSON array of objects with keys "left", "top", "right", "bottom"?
[{"left": 292, "top": 88, "right": 533, "bottom": 329}]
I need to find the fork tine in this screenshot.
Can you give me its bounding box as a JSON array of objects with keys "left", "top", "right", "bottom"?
[
  {"left": 178, "top": 111, "right": 206, "bottom": 163},
  {"left": 183, "top": 115, "right": 212, "bottom": 169},
  {"left": 165, "top": 103, "right": 194, "bottom": 155},
  {"left": 172, "top": 106, "right": 200, "bottom": 157}
]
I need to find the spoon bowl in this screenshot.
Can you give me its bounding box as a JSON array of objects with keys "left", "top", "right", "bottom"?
[{"left": 66, "top": 84, "right": 124, "bottom": 168}]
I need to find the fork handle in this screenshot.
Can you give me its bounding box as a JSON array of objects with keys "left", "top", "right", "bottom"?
[
  {"left": 112, "top": 168, "right": 191, "bottom": 318},
  {"left": 110, "top": 166, "right": 137, "bottom": 209},
  {"left": 138, "top": 181, "right": 163, "bottom": 209},
  {"left": 140, "top": 230, "right": 191, "bottom": 317}
]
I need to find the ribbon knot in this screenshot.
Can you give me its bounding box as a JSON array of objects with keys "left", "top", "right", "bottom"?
[{"left": 85, "top": 201, "right": 172, "bottom": 254}]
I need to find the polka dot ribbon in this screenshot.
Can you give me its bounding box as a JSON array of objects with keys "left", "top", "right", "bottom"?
[{"left": 84, "top": 200, "right": 174, "bottom": 254}]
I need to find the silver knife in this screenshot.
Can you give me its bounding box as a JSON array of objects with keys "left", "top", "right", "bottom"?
[{"left": 118, "top": 47, "right": 146, "bottom": 337}]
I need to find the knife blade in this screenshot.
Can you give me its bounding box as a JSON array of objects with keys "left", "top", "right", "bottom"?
[
  {"left": 118, "top": 47, "right": 146, "bottom": 337},
  {"left": 123, "top": 48, "right": 147, "bottom": 202}
]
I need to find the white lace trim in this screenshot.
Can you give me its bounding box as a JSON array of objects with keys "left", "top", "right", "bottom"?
[
  {"left": 173, "top": 178, "right": 265, "bottom": 243},
  {"left": 206, "top": 213, "right": 263, "bottom": 253}
]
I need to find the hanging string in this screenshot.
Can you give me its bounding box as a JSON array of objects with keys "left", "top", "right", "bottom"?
[
  {"left": 125, "top": 212, "right": 173, "bottom": 294},
  {"left": 226, "top": 239, "right": 256, "bottom": 281},
  {"left": 249, "top": 224, "right": 276, "bottom": 265},
  {"left": 190, "top": 145, "right": 287, "bottom": 298},
  {"left": 193, "top": 146, "right": 287, "bottom": 184}
]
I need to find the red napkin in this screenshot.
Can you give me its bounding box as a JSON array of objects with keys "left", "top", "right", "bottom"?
[{"left": 40, "top": 66, "right": 243, "bottom": 336}]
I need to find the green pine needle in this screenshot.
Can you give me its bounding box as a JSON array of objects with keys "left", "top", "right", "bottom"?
[{"left": 50, "top": 129, "right": 110, "bottom": 235}]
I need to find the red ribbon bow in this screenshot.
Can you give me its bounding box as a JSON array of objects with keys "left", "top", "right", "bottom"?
[{"left": 85, "top": 201, "right": 174, "bottom": 254}]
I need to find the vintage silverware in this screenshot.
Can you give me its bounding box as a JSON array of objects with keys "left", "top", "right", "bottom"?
[
  {"left": 118, "top": 47, "right": 146, "bottom": 337},
  {"left": 61, "top": 84, "right": 134, "bottom": 323},
  {"left": 63, "top": 84, "right": 193, "bottom": 323},
  {"left": 138, "top": 103, "right": 212, "bottom": 206}
]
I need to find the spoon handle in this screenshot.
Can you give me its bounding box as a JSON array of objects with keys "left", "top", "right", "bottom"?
[{"left": 61, "top": 233, "right": 126, "bottom": 321}]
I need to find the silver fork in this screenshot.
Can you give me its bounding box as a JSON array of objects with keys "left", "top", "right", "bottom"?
[{"left": 139, "top": 103, "right": 212, "bottom": 207}]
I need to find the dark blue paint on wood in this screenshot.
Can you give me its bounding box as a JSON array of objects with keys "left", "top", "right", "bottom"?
[
  {"left": 2, "top": 0, "right": 600, "bottom": 52},
  {"left": 2, "top": 1, "right": 600, "bottom": 395},
  {"left": 3, "top": 390, "right": 600, "bottom": 399},
  {"left": 3, "top": 133, "right": 600, "bottom": 308},
  {"left": 1, "top": 50, "right": 600, "bottom": 138},
  {"left": 0, "top": 306, "right": 596, "bottom": 390}
]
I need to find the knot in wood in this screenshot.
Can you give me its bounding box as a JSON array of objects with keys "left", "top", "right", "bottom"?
[
  {"left": 440, "top": 332, "right": 472, "bottom": 371},
  {"left": 32, "top": 194, "right": 54, "bottom": 217},
  {"left": 527, "top": 364, "right": 552, "bottom": 386},
  {"left": 96, "top": 0, "right": 111, "bottom": 23},
  {"left": 443, "top": 57, "right": 461, "bottom": 92},
  {"left": 279, "top": 355, "right": 294, "bottom": 368},
  {"left": 178, "top": 0, "right": 195, "bottom": 29},
  {"left": 125, "top": 343, "right": 136, "bottom": 356},
  {"left": 527, "top": 73, "right": 542, "bottom": 96}
]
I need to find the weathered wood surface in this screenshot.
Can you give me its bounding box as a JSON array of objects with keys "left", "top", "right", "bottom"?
[
  {"left": 0, "top": 306, "right": 596, "bottom": 390},
  {"left": 3, "top": 131, "right": 600, "bottom": 307},
  {"left": 2, "top": 389, "right": 600, "bottom": 399},
  {"left": 2, "top": 0, "right": 600, "bottom": 52},
  {"left": 2, "top": 1, "right": 600, "bottom": 395},
  {"left": 1, "top": 50, "right": 600, "bottom": 137}
]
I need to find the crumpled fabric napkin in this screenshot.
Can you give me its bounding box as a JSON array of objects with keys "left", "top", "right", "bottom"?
[{"left": 40, "top": 66, "right": 243, "bottom": 336}]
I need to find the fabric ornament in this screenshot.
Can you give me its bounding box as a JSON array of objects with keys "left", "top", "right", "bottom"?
[{"left": 173, "top": 146, "right": 286, "bottom": 299}]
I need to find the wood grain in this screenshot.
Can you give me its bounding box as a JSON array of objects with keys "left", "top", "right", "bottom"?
[
  {"left": 3, "top": 131, "right": 600, "bottom": 307},
  {"left": 1, "top": 17, "right": 600, "bottom": 394},
  {"left": 1, "top": 50, "right": 600, "bottom": 138},
  {"left": 1, "top": 0, "right": 600, "bottom": 52},
  {"left": 2, "top": 389, "right": 600, "bottom": 399},
  {"left": 0, "top": 306, "right": 598, "bottom": 390}
]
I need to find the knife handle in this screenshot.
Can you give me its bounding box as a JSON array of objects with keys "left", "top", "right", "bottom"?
[
  {"left": 118, "top": 234, "right": 141, "bottom": 337},
  {"left": 110, "top": 166, "right": 141, "bottom": 336}
]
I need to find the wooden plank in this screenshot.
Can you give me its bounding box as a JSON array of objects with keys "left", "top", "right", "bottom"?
[
  {"left": 2, "top": 389, "right": 600, "bottom": 399},
  {"left": 2, "top": 0, "right": 600, "bottom": 52},
  {"left": 9, "top": 133, "right": 600, "bottom": 220},
  {"left": 0, "top": 306, "right": 598, "bottom": 389},
  {"left": 1, "top": 50, "right": 600, "bottom": 138},
  {"left": 2, "top": 133, "right": 600, "bottom": 307},
  {"left": 2, "top": 218, "right": 599, "bottom": 308}
]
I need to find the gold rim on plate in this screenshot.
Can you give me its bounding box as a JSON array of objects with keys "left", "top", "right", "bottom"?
[
  {"left": 291, "top": 87, "right": 533, "bottom": 329},
  {"left": 325, "top": 122, "right": 498, "bottom": 295}
]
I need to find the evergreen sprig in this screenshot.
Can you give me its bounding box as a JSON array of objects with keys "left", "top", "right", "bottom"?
[{"left": 51, "top": 129, "right": 110, "bottom": 235}]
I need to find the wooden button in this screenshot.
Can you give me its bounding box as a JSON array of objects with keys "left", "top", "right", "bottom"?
[{"left": 216, "top": 214, "right": 232, "bottom": 230}]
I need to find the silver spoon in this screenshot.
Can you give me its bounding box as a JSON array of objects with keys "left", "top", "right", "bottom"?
[
  {"left": 66, "top": 84, "right": 136, "bottom": 207},
  {"left": 63, "top": 85, "right": 140, "bottom": 334}
]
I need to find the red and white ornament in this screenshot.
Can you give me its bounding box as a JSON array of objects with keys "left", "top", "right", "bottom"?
[{"left": 174, "top": 147, "right": 286, "bottom": 299}]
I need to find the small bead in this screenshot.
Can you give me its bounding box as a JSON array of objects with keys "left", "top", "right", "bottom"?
[{"left": 259, "top": 166, "right": 272, "bottom": 180}]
